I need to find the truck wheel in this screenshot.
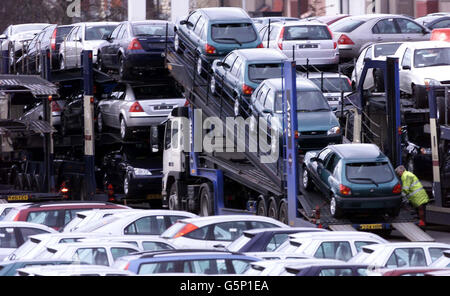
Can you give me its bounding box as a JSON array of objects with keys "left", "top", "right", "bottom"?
[
  {"left": 256, "top": 195, "right": 268, "bottom": 216},
  {"left": 302, "top": 166, "right": 314, "bottom": 191},
  {"left": 330, "top": 195, "right": 343, "bottom": 218},
  {"left": 278, "top": 199, "right": 289, "bottom": 225},
  {"left": 199, "top": 183, "right": 214, "bottom": 216},
  {"left": 268, "top": 197, "right": 278, "bottom": 220},
  {"left": 168, "top": 181, "right": 180, "bottom": 210}
]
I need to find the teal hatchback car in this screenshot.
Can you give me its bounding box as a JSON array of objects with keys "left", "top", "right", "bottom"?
[
  {"left": 174, "top": 7, "right": 263, "bottom": 76},
  {"left": 302, "top": 144, "right": 402, "bottom": 218}
]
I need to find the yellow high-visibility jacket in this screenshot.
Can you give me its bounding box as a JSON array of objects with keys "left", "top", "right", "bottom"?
[{"left": 401, "top": 171, "right": 429, "bottom": 208}]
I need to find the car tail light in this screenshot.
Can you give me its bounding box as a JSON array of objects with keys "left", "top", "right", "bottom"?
[
  {"left": 51, "top": 28, "right": 57, "bottom": 51},
  {"left": 129, "top": 102, "right": 144, "bottom": 112},
  {"left": 242, "top": 84, "right": 254, "bottom": 95},
  {"left": 338, "top": 34, "right": 354, "bottom": 45},
  {"left": 205, "top": 44, "right": 216, "bottom": 54},
  {"left": 333, "top": 42, "right": 337, "bottom": 49},
  {"left": 346, "top": 77, "right": 352, "bottom": 86},
  {"left": 278, "top": 27, "right": 285, "bottom": 50},
  {"left": 339, "top": 184, "right": 352, "bottom": 196},
  {"left": 51, "top": 101, "right": 61, "bottom": 112},
  {"left": 184, "top": 100, "right": 189, "bottom": 107},
  {"left": 257, "top": 43, "right": 264, "bottom": 48},
  {"left": 173, "top": 223, "right": 199, "bottom": 238},
  {"left": 13, "top": 213, "right": 20, "bottom": 221},
  {"left": 128, "top": 38, "right": 143, "bottom": 50},
  {"left": 392, "top": 183, "right": 402, "bottom": 194}
]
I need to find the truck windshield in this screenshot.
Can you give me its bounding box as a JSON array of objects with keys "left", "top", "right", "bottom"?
[
  {"left": 346, "top": 162, "right": 394, "bottom": 184},
  {"left": 414, "top": 47, "right": 450, "bottom": 68},
  {"left": 211, "top": 23, "right": 257, "bottom": 44},
  {"left": 248, "top": 63, "right": 283, "bottom": 83}
]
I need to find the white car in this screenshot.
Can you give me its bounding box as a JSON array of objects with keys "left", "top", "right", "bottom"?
[
  {"left": 160, "top": 215, "right": 288, "bottom": 250},
  {"left": 351, "top": 42, "right": 403, "bottom": 90},
  {"left": 244, "top": 258, "right": 342, "bottom": 276},
  {"left": 88, "top": 210, "right": 198, "bottom": 236},
  {"left": 395, "top": 40, "right": 450, "bottom": 108},
  {"left": 244, "top": 252, "right": 314, "bottom": 261},
  {"left": 349, "top": 242, "right": 450, "bottom": 268},
  {"left": 275, "top": 231, "right": 389, "bottom": 261},
  {"left": 16, "top": 264, "right": 133, "bottom": 276},
  {"left": 5, "top": 232, "right": 109, "bottom": 261},
  {"left": 59, "top": 22, "right": 119, "bottom": 69},
  {"left": 0, "top": 203, "right": 31, "bottom": 221},
  {"left": 37, "top": 242, "right": 140, "bottom": 267},
  {"left": 0, "top": 222, "right": 56, "bottom": 261},
  {"left": 430, "top": 250, "right": 450, "bottom": 268},
  {"left": 258, "top": 20, "right": 339, "bottom": 69},
  {"left": 79, "top": 235, "right": 176, "bottom": 252}
]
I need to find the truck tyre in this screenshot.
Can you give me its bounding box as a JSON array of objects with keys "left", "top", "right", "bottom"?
[
  {"left": 256, "top": 195, "right": 268, "bottom": 216},
  {"left": 330, "top": 195, "right": 343, "bottom": 218},
  {"left": 278, "top": 199, "right": 289, "bottom": 225},
  {"left": 268, "top": 197, "right": 278, "bottom": 220},
  {"left": 168, "top": 181, "right": 180, "bottom": 210},
  {"left": 199, "top": 183, "right": 214, "bottom": 216},
  {"left": 302, "top": 166, "right": 314, "bottom": 191}
]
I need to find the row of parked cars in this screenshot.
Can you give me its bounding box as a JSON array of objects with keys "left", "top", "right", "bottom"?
[{"left": 0, "top": 201, "right": 448, "bottom": 276}]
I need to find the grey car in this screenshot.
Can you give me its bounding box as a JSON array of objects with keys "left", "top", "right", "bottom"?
[
  {"left": 330, "top": 14, "right": 430, "bottom": 62},
  {"left": 19, "top": 99, "right": 66, "bottom": 126},
  {"left": 97, "top": 81, "right": 186, "bottom": 139}
]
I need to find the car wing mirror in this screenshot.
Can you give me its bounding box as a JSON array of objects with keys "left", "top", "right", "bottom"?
[
  {"left": 262, "top": 109, "right": 274, "bottom": 115},
  {"left": 222, "top": 63, "right": 231, "bottom": 70},
  {"left": 402, "top": 65, "right": 411, "bottom": 70},
  {"left": 102, "top": 33, "right": 110, "bottom": 41},
  {"left": 0, "top": 34, "right": 6, "bottom": 40},
  {"left": 216, "top": 61, "right": 223, "bottom": 67}
]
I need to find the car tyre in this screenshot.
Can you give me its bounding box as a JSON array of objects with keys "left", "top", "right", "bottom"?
[
  {"left": 330, "top": 195, "right": 343, "bottom": 218},
  {"left": 120, "top": 117, "right": 130, "bottom": 140},
  {"left": 97, "top": 53, "right": 106, "bottom": 72},
  {"left": 199, "top": 183, "right": 214, "bottom": 216},
  {"left": 256, "top": 195, "right": 268, "bottom": 216},
  {"left": 168, "top": 181, "right": 180, "bottom": 210},
  {"left": 302, "top": 166, "right": 314, "bottom": 191},
  {"left": 119, "top": 55, "right": 129, "bottom": 80},
  {"left": 60, "top": 55, "right": 66, "bottom": 70},
  {"left": 278, "top": 199, "right": 288, "bottom": 225}
]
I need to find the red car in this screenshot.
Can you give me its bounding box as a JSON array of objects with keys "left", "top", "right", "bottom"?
[{"left": 3, "top": 201, "right": 130, "bottom": 231}]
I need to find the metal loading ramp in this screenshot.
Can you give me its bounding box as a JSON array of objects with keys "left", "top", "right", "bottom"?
[{"left": 392, "top": 223, "right": 435, "bottom": 242}]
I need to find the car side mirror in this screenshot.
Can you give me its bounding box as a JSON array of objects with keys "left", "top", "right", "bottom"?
[
  {"left": 180, "top": 20, "right": 187, "bottom": 25},
  {"left": 222, "top": 63, "right": 231, "bottom": 69},
  {"left": 262, "top": 109, "right": 274, "bottom": 115},
  {"left": 216, "top": 61, "right": 223, "bottom": 67},
  {"left": 422, "top": 28, "right": 430, "bottom": 35},
  {"left": 102, "top": 33, "right": 110, "bottom": 41},
  {"left": 0, "top": 34, "right": 6, "bottom": 40},
  {"left": 402, "top": 65, "right": 411, "bottom": 70}
]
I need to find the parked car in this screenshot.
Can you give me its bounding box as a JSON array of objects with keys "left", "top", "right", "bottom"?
[
  {"left": 394, "top": 41, "right": 450, "bottom": 108},
  {"left": 303, "top": 72, "right": 353, "bottom": 110},
  {"left": 16, "top": 264, "right": 133, "bottom": 276},
  {"left": 37, "top": 242, "right": 140, "bottom": 266},
  {"left": 59, "top": 91, "right": 91, "bottom": 136},
  {"left": 244, "top": 252, "right": 314, "bottom": 261},
  {"left": 20, "top": 98, "right": 66, "bottom": 127},
  {"left": 351, "top": 42, "right": 403, "bottom": 91},
  {"left": 87, "top": 210, "right": 198, "bottom": 236},
  {"left": 306, "top": 14, "right": 349, "bottom": 26},
  {"left": 244, "top": 258, "right": 341, "bottom": 276},
  {"left": 250, "top": 78, "right": 342, "bottom": 153},
  {"left": 101, "top": 143, "right": 163, "bottom": 200},
  {"left": 330, "top": 14, "right": 430, "bottom": 62},
  {"left": 80, "top": 235, "right": 176, "bottom": 252},
  {"left": 302, "top": 144, "right": 403, "bottom": 218},
  {"left": 2, "top": 201, "right": 129, "bottom": 231},
  {"left": 349, "top": 242, "right": 450, "bottom": 268},
  {"left": 275, "top": 231, "right": 388, "bottom": 261},
  {"left": 416, "top": 14, "right": 450, "bottom": 30},
  {"left": 430, "top": 250, "right": 450, "bottom": 268},
  {"left": 368, "top": 266, "right": 449, "bottom": 276},
  {"left": 98, "top": 20, "right": 174, "bottom": 79},
  {"left": 174, "top": 7, "right": 263, "bottom": 76},
  {"left": 113, "top": 249, "right": 260, "bottom": 275},
  {"left": 161, "top": 215, "right": 288, "bottom": 250},
  {"left": 0, "top": 259, "right": 75, "bottom": 276},
  {"left": 285, "top": 262, "right": 370, "bottom": 276},
  {"left": 0, "top": 221, "right": 56, "bottom": 260},
  {"left": 258, "top": 20, "right": 339, "bottom": 69},
  {"left": 226, "top": 227, "right": 327, "bottom": 253},
  {"left": 252, "top": 17, "right": 300, "bottom": 31},
  {"left": 5, "top": 232, "right": 109, "bottom": 261},
  {"left": 0, "top": 203, "right": 31, "bottom": 221},
  {"left": 0, "top": 23, "right": 50, "bottom": 66},
  {"left": 97, "top": 81, "right": 185, "bottom": 140},
  {"left": 210, "top": 48, "right": 288, "bottom": 116},
  {"left": 425, "top": 270, "right": 450, "bottom": 276},
  {"left": 59, "top": 22, "right": 119, "bottom": 69}
]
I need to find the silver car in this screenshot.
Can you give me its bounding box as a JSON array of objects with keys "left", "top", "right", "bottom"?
[
  {"left": 97, "top": 82, "right": 186, "bottom": 139},
  {"left": 258, "top": 20, "right": 339, "bottom": 68},
  {"left": 59, "top": 22, "right": 118, "bottom": 69},
  {"left": 330, "top": 14, "right": 430, "bottom": 61},
  {"left": 19, "top": 100, "right": 66, "bottom": 126}
]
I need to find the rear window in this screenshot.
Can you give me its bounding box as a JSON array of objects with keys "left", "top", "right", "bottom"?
[
  {"left": 132, "top": 23, "right": 174, "bottom": 37},
  {"left": 309, "top": 77, "right": 352, "bottom": 93},
  {"left": 374, "top": 43, "right": 402, "bottom": 57},
  {"left": 346, "top": 162, "right": 394, "bottom": 184},
  {"left": 160, "top": 222, "right": 187, "bottom": 238},
  {"left": 330, "top": 19, "right": 365, "bottom": 33},
  {"left": 211, "top": 23, "right": 257, "bottom": 44},
  {"left": 85, "top": 25, "right": 117, "bottom": 41},
  {"left": 283, "top": 25, "right": 332, "bottom": 40},
  {"left": 26, "top": 210, "right": 60, "bottom": 228},
  {"left": 132, "top": 85, "right": 183, "bottom": 100},
  {"left": 248, "top": 63, "right": 283, "bottom": 83}
]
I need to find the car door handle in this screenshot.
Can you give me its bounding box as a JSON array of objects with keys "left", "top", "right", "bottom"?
[{"left": 214, "top": 244, "right": 226, "bottom": 249}]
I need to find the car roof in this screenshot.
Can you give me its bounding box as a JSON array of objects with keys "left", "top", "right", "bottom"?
[
  {"left": 0, "top": 259, "right": 73, "bottom": 265},
  {"left": 262, "top": 77, "right": 321, "bottom": 92},
  {"left": 0, "top": 221, "right": 56, "bottom": 231},
  {"left": 328, "top": 143, "right": 385, "bottom": 160},
  {"left": 288, "top": 230, "right": 387, "bottom": 241},
  {"left": 71, "top": 22, "right": 119, "bottom": 26},
  {"left": 242, "top": 227, "right": 323, "bottom": 235},
  {"left": 20, "top": 201, "right": 122, "bottom": 208},
  {"left": 362, "top": 242, "right": 450, "bottom": 252},
  {"left": 285, "top": 261, "right": 369, "bottom": 272},
  {"left": 281, "top": 20, "right": 327, "bottom": 26},
  {"left": 176, "top": 215, "right": 287, "bottom": 227},
  {"left": 200, "top": 7, "right": 250, "bottom": 21},
  {"left": 29, "top": 232, "right": 108, "bottom": 241},
  {"left": 129, "top": 20, "right": 171, "bottom": 25},
  {"left": 305, "top": 72, "right": 350, "bottom": 79},
  {"left": 234, "top": 48, "right": 288, "bottom": 61},
  {"left": 48, "top": 241, "right": 140, "bottom": 251},
  {"left": 84, "top": 235, "right": 172, "bottom": 242},
  {"left": 398, "top": 40, "right": 450, "bottom": 50},
  {"left": 250, "top": 258, "right": 317, "bottom": 268},
  {"left": 17, "top": 264, "right": 131, "bottom": 275},
  {"left": 342, "top": 14, "right": 407, "bottom": 21}
]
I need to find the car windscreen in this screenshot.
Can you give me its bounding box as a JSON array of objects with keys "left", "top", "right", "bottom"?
[
  {"left": 132, "top": 23, "right": 174, "bottom": 37},
  {"left": 330, "top": 19, "right": 365, "bottom": 33},
  {"left": 12, "top": 24, "right": 48, "bottom": 35},
  {"left": 283, "top": 25, "right": 332, "bottom": 40},
  {"left": 296, "top": 91, "right": 331, "bottom": 112},
  {"left": 414, "top": 47, "right": 450, "bottom": 68},
  {"left": 248, "top": 63, "right": 283, "bottom": 83},
  {"left": 132, "top": 85, "right": 183, "bottom": 100},
  {"left": 211, "top": 23, "right": 257, "bottom": 44},
  {"left": 373, "top": 43, "right": 402, "bottom": 58},
  {"left": 346, "top": 162, "right": 394, "bottom": 184},
  {"left": 85, "top": 25, "right": 117, "bottom": 40},
  {"left": 309, "top": 77, "right": 352, "bottom": 93}
]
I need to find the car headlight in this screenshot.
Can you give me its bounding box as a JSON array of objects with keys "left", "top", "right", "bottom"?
[
  {"left": 424, "top": 78, "right": 441, "bottom": 87},
  {"left": 133, "top": 168, "right": 152, "bottom": 176},
  {"left": 420, "top": 148, "right": 432, "bottom": 155},
  {"left": 327, "top": 126, "right": 341, "bottom": 136}
]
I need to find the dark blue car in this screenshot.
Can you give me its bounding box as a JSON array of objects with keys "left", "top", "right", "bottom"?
[{"left": 98, "top": 20, "right": 174, "bottom": 79}]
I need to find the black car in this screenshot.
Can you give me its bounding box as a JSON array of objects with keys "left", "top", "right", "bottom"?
[
  {"left": 416, "top": 15, "right": 450, "bottom": 30},
  {"left": 98, "top": 20, "right": 174, "bottom": 80},
  {"left": 285, "top": 263, "right": 370, "bottom": 276},
  {"left": 226, "top": 227, "right": 326, "bottom": 253},
  {"left": 102, "top": 143, "right": 163, "bottom": 202},
  {"left": 17, "top": 24, "right": 74, "bottom": 73},
  {"left": 60, "top": 91, "right": 99, "bottom": 136}
]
